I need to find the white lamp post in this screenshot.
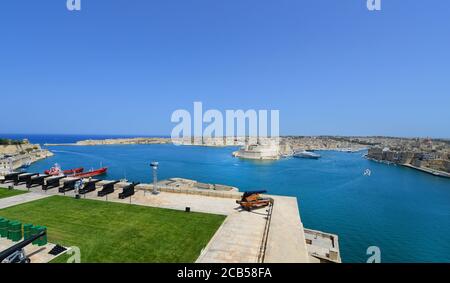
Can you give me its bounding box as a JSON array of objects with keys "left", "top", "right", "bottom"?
[{"left": 150, "top": 162, "right": 159, "bottom": 194}]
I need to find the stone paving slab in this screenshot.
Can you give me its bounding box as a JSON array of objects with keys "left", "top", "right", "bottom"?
[
  {"left": 196, "top": 210, "right": 268, "bottom": 263},
  {"left": 15, "top": 183, "right": 238, "bottom": 215},
  {"left": 0, "top": 192, "right": 50, "bottom": 209}
]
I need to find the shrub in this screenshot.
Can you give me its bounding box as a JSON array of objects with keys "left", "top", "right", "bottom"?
[{"left": 0, "top": 138, "right": 25, "bottom": 145}]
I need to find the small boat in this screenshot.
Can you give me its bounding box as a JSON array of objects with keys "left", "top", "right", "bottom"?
[
  {"left": 73, "top": 167, "right": 108, "bottom": 178},
  {"left": 293, "top": 150, "right": 321, "bottom": 159},
  {"left": 44, "top": 164, "right": 84, "bottom": 176}
]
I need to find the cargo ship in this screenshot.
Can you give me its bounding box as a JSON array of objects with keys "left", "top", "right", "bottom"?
[
  {"left": 73, "top": 167, "right": 107, "bottom": 178},
  {"left": 44, "top": 164, "right": 84, "bottom": 176}
]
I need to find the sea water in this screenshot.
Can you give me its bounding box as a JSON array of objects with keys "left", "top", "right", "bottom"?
[{"left": 8, "top": 134, "right": 450, "bottom": 263}]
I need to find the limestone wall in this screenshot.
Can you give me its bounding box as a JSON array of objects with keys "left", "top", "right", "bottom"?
[
  {"left": 134, "top": 183, "right": 243, "bottom": 199},
  {"left": 0, "top": 144, "right": 41, "bottom": 155}
]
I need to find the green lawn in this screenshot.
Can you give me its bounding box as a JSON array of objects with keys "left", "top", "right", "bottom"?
[
  {"left": 0, "top": 187, "right": 28, "bottom": 199},
  {"left": 0, "top": 196, "right": 225, "bottom": 263}
]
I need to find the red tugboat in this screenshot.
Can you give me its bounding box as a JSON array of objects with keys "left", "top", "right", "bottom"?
[
  {"left": 73, "top": 167, "right": 108, "bottom": 178},
  {"left": 44, "top": 164, "right": 84, "bottom": 176}
]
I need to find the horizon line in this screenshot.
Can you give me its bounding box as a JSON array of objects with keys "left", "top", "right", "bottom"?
[{"left": 1, "top": 133, "right": 449, "bottom": 140}]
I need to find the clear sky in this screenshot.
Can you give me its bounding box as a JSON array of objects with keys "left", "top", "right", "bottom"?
[{"left": 0, "top": 0, "right": 449, "bottom": 138}]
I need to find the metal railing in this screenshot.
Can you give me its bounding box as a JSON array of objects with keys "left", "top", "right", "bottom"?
[{"left": 257, "top": 199, "right": 274, "bottom": 263}]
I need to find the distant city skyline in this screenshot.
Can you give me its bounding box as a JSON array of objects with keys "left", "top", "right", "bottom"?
[
  {"left": 1, "top": 1, "right": 449, "bottom": 138},
  {"left": 0, "top": 133, "right": 448, "bottom": 141}
]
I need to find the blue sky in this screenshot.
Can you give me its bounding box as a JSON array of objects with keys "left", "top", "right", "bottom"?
[{"left": 0, "top": 0, "right": 449, "bottom": 138}]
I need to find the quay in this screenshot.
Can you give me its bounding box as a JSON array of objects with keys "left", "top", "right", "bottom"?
[
  {"left": 0, "top": 173, "right": 341, "bottom": 263},
  {"left": 403, "top": 164, "right": 450, "bottom": 178},
  {"left": 365, "top": 155, "right": 450, "bottom": 178}
]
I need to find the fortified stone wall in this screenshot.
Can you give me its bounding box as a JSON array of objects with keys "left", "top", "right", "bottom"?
[
  {"left": 0, "top": 144, "right": 41, "bottom": 155},
  {"left": 367, "top": 147, "right": 383, "bottom": 160},
  {"left": 425, "top": 159, "right": 450, "bottom": 173}
]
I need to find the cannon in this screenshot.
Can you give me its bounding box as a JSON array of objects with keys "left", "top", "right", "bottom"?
[
  {"left": 15, "top": 173, "right": 38, "bottom": 185},
  {"left": 59, "top": 178, "right": 81, "bottom": 193},
  {"left": 26, "top": 175, "right": 51, "bottom": 189},
  {"left": 42, "top": 176, "right": 66, "bottom": 191},
  {"left": 0, "top": 172, "right": 21, "bottom": 184},
  {"left": 78, "top": 179, "right": 101, "bottom": 195},
  {"left": 118, "top": 182, "right": 139, "bottom": 199},
  {"left": 98, "top": 180, "right": 119, "bottom": 197},
  {"left": 236, "top": 190, "right": 273, "bottom": 211},
  {"left": 0, "top": 230, "right": 46, "bottom": 263}
]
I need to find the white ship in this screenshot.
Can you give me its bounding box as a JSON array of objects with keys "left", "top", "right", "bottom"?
[{"left": 293, "top": 150, "right": 321, "bottom": 159}]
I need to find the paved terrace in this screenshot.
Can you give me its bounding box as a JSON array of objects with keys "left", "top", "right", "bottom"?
[
  {"left": 0, "top": 192, "right": 50, "bottom": 209},
  {"left": 0, "top": 237, "right": 62, "bottom": 263},
  {"left": 1, "top": 179, "right": 310, "bottom": 263}
]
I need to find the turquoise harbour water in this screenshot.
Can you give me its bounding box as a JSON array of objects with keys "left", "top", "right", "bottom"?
[{"left": 18, "top": 140, "right": 450, "bottom": 263}]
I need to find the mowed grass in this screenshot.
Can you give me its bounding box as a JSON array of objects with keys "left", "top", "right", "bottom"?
[
  {"left": 0, "top": 187, "right": 28, "bottom": 199},
  {"left": 0, "top": 196, "right": 225, "bottom": 263}
]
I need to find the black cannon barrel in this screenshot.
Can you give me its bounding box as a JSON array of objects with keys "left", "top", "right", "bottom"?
[
  {"left": 119, "top": 182, "right": 140, "bottom": 199},
  {"left": 43, "top": 176, "right": 66, "bottom": 190},
  {"left": 16, "top": 173, "right": 39, "bottom": 185},
  {"left": 1, "top": 172, "right": 21, "bottom": 184},
  {"left": 0, "top": 230, "right": 46, "bottom": 262},
  {"left": 98, "top": 180, "right": 120, "bottom": 197},
  {"left": 79, "top": 179, "right": 101, "bottom": 195},
  {"left": 26, "top": 175, "right": 51, "bottom": 189},
  {"left": 59, "top": 178, "right": 81, "bottom": 193}
]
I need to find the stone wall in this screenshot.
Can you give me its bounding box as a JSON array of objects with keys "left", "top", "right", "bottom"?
[
  {"left": 135, "top": 183, "right": 243, "bottom": 199},
  {"left": 367, "top": 147, "right": 383, "bottom": 160},
  {"left": 0, "top": 144, "right": 41, "bottom": 155},
  {"left": 423, "top": 159, "right": 450, "bottom": 173}
]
